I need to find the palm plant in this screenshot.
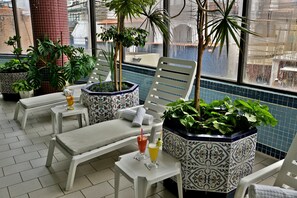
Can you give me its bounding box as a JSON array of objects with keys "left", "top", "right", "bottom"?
[
  {"left": 98, "top": 0, "right": 170, "bottom": 91},
  {"left": 183, "top": 0, "right": 257, "bottom": 114}
]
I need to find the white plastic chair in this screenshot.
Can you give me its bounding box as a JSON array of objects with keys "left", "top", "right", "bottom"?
[
  {"left": 235, "top": 133, "right": 297, "bottom": 198},
  {"left": 13, "top": 54, "right": 111, "bottom": 129},
  {"left": 45, "top": 57, "right": 197, "bottom": 190}
]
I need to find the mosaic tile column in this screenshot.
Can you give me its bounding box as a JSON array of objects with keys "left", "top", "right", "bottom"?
[{"left": 29, "top": 0, "right": 69, "bottom": 46}]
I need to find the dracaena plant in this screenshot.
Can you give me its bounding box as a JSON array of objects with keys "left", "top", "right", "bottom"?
[
  {"left": 97, "top": 0, "right": 170, "bottom": 91},
  {"left": 162, "top": 97, "right": 277, "bottom": 135}
]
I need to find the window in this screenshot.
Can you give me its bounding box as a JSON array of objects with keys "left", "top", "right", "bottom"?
[
  {"left": 15, "top": 0, "right": 33, "bottom": 51},
  {"left": 169, "top": 0, "right": 242, "bottom": 80},
  {"left": 244, "top": 0, "right": 297, "bottom": 92},
  {"left": 0, "top": 0, "right": 16, "bottom": 53},
  {"left": 123, "top": 1, "right": 164, "bottom": 67},
  {"left": 67, "top": 0, "right": 91, "bottom": 53}
]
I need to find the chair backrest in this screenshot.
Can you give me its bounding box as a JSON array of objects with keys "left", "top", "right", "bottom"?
[
  {"left": 274, "top": 133, "right": 297, "bottom": 189},
  {"left": 87, "top": 54, "right": 111, "bottom": 84},
  {"left": 144, "top": 57, "right": 197, "bottom": 120}
]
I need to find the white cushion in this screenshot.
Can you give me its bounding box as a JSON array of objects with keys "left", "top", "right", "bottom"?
[
  {"left": 119, "top": 109, "right": 154, "bottom": 125},
  {"left": 20, "top": 92, "right": 65, "bottom": 108},
  {"left": 249, "top": 184, "right": 297, "bottom": 198},
  {"left": 56, "top": 118, "right": 160, "bottom": 155},
  {"left": 132, "top": 107, "right": 146, "bottom": 127}
]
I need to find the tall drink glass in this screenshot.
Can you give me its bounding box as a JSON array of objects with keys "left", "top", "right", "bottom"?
[
  {"left": 145, "top": 143, "right": 159, "bottom": 169},
  {"left": 134, "top": 135, "right": 148, "bottom": 160}
]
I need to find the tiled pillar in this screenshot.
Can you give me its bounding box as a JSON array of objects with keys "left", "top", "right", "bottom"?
[{"left": 29, "top": 0, "right": 69, "bottom": 46}]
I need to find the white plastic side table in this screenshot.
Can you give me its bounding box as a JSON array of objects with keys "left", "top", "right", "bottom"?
[
  {"left": 114, "top": 150, "right": 183, "bottom": 198},
  {"left": 51, "top": 103, "right": 89, "bottom": 134}
]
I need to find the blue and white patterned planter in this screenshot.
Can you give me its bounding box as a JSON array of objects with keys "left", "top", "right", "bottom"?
[
  {"left": 81, "top": 81, "right": 139, "bottom": 125},
  {"left": 162, "top": 125, "right": 257, "bottom": 195}
]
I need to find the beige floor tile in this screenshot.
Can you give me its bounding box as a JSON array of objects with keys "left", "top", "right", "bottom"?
[
  {"left": 49, "top": 160, "right": 70, "bottom": 173},
  {"left": 30, "top": 135, "right": 52, "bottom": 144},
  {"left": 4, "top": 131, "right": 25, "bottom": 138},
  {"left": 262, "top": 157, "right": 278, "bottom": 166},
  {"left": 0, "top": 144, "right": 10, "bottom": 152},
  {"left": 108, "top": 176, "right": 133, "bottom": 190},
  {"left": 252, "top": 163, "right": 266, "bottom": 173},
  {"left": 3, "top": 161, "right": 32, "bottom": 176},
  {"left": 157, "top": 189, "right": 177, "bottom": 198},
  {"left": 20, "top": 166, "right": 51, "bottom": 181},
  {"left": 0, "top": 157, "right": 15, "bottom": 168},
  {"left": 74, "top": 163, "right": 96, "bottom": 178},
  {"left": 9, "top": 139, "right": 33, "bottom": 150},
  {"left": 14, "top": 151, "right": 40, "bottom": 163},
  {"left": 17, "top": 133, "right": 40, "bottom": 141},
  {"left": 147, "top": 194, "right": 161, "bottom": 198},
  {"left": 29, "top": 184, "right": 64, "bottom": 198},
  {"left": 14, "top": 194, "right": 29, "bottom": 198},
  {"left": 105, "top": 187, "right": 135, "bottom": 198},
  {"left": 8, "top": 179, "right": 42, "bottom": 197},
  {"left": 90, "top": 158, "right": 116, "bottom": 171},
  {"left": 0, "top": 168, "right": 3, "bottom": 177},
  {"left": 39, "top": 171, "right": 68, "bottom": 187},
  {"left": 81, "top": 181, "right": 114, "bottom": 198},
  {"left": 0, "top": 173, "right": 22, "bottom": 188},
  {"left": 146, "top": 183, "right": 165, "bottom": 197},
  {"left": 86, "top": 168, "right": 114, "bottom": 185},
  {"left": 23, "top": 143, "right": 48, "bottom": 153},
  {"left": 0, "top": 187, "right": 10, "bottom": 198},
  {"left": 30, "top": 156, "right": 56, "bottom": 168},
  {"left": 58, "top": 191, "right": 85, "bottom": 198},
  {"left": 0, "top": 137, "right": 18, "bottom": 146},
  {"left": 258, "top": 176, "right": 276, "bottom": 185},
  {"left": 60, "top": 176, "right": 92, "bottom": 194},
  {"left": 0, "top": 148, "right": 24, "bottom": 160},
  {"left": 0, "top": 128, "right": 14, "bottom": 134}
]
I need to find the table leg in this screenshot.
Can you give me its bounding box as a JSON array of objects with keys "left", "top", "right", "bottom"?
[
  {"left": 114, "top": 168, "right": 120, "bottom": 198},
  {"left": 58, "top": 113, "right": 63, "bottom": 134},
  {"left": 134, "top": 177, "right": 148, "bottom": 198},
  {"left": 176, "top": 173, "right": 183, "bottom": 198},
  {"left": 51, "top": 112, "right": 56, "bottom": 134},
  {"left": 77, "top": 114, "right": 83, "bottom": 128}
]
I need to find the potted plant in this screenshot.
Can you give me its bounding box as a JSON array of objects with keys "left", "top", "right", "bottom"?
[
  {"left": 26, "top": 38, "right": 96, "bottom": 93},
  {"left": 0, "top": 36, "right": 29, "bottom": 100},
  {"left": 81, "top": 0, "right": 169, "bottom": 124},
  {"left": 12, "top": 79, "right": 34, "bottom": 98},
  {"left": 160, "top": 0, "right": 275, "bottom": 197}
]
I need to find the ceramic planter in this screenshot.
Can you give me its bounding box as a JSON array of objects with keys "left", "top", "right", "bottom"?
[
  {"left": 19, "top": 90, "right": 34, "bottom": 98},
  {"left": 162, "top": 122, "right": 257, "bottom": 197},
  {"left": 0, "top": 72, "right": 27, "bottom": 100},
  {"left": 81, "top": 81, "right": 139, "bottom": 125}
]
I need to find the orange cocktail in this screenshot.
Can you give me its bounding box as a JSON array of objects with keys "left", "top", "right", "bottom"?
[
  {"left": 66, "top": 95, "right": 74, "bottom": 110},
  {"left": 148, "top": 143, "right": 159, "bottom": 163}
]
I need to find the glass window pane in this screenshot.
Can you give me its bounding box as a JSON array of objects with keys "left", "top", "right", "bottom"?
[
  {"left": 16, "top": 0, "right": 33, "bottom": 52},
  {"left": 122, "top": 1, "right": 164, "bottom": 67},
  {"left": 68, "top": 0, "right": 91, "bottom": 53},
  {"left": 169, "top": 0, "right": 242, "bottom": 80},
  {"left": 0, "top": 0, "right": 16, "bottom": 54},
  {"left": 244, "top": 0, "right": 297, "bottom": 92}
]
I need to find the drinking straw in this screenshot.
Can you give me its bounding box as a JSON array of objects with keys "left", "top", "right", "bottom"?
[{"left": 140, "top": 128, "right": 143, "bottom": 138}]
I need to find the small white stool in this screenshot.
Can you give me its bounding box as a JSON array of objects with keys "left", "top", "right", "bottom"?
[
  {"left": 114, "top": 150, "right": 183, "bottom": 198},
  {"left": 51, "top": 103, "right": 89, "bottom": 134}
]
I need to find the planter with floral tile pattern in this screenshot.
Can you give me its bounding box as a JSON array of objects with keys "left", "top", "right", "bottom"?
[
  {"left": 162, "top": 122, "right": 257, "bottom": 197},
  {"left": 81, "top": 81, "right": 139, "bottom": 125}
]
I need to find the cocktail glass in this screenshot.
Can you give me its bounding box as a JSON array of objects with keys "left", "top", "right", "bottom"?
[
  {"left": 134, "top": 135, "right": 148, "bottom": 161},
  {"left": 66, "top": 95, "right": 74, "bottom": 110},
  {"left": 145, "top": 143, "right": 159, "bottom": 169}
]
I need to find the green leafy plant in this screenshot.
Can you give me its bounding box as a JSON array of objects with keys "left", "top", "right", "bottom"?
[
  {"left": 97, "top": 0, "right": 169, "bottom": 91},
  {"left": 26, "top": 38, "right": 96, "bottom": 90},
  {"left": 0, "top": 36, "right": 29, "bottom": 73},
  {"left": 12, "top": 80, "right": 34, "bottom": 92},
  {"left": 162, "top": 97, "right": 277, "bottom": 135}
]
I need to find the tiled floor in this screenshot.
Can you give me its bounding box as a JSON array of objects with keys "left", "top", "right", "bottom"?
[{"left": 0, "top": 95, "right": 279, "bottom": 198}]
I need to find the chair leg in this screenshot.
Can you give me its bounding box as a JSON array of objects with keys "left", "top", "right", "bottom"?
[
  {"left": 65, "top": 159, "right": 78, "bottom": 191},
  {"left": 13, "top": 102, "right": 20, "bottom": 120},
  {"left": 46, "top": 138, "right": 56, "bottom": 167},
  {"left": 21, "top": 110, "right": 28, "bottom": 129}
]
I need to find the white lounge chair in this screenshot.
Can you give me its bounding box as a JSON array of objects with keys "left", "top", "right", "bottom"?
[
  {"left": 234, "top": 133, "right": 297, "bottom": 198},
  {"left": 13, "top": 55, "right": 111, "bottom": 129},
  {"left": 45, "top": 57, "right": 197, "bottom": 190}
]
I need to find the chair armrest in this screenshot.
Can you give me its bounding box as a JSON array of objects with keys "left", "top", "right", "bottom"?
[{"left": 234, "top": 159, "right": 284, "bottom": 198}]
